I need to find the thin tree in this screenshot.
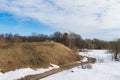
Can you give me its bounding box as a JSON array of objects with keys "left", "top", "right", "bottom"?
[{"left": 109, "top": 39, "right": 120, "bottom": 61}]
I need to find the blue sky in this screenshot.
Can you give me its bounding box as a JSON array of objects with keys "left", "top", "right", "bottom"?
[
  {"left": 0, "top": 12, "right": 54, "bottom": 35},
  {"left": 0, "top": 0, "right": 120, "bottom": 40}
]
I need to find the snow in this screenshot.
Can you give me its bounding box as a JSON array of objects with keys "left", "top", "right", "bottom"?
[
  {"left": 41, "top": 50, "right": 120, "bottom": 80},
  {"left": 80, "top": 50, "right": 113, "bottom": 62},
  {"left": 76, "top": 61, "right": 81, "bottom": 63},
  {"left": 81, "top": 57, "right": 88, "bottom": 62},
  {"left": 0, "top": 64, "right": 59, "bottom": 80},
  {"left": 50, "top": 63, "right": 60, "bottom": 69}
]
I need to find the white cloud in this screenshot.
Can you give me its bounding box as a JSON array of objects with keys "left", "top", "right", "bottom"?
[{"left": 0, "top": 0, "right": 120, "bottom": 40}]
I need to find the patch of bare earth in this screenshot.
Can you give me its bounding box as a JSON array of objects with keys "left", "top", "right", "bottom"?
[{"left": 20, "top": 57, "right": 95, "bottom": 80}]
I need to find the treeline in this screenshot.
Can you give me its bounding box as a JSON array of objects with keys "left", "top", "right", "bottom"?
[
  {"left": 109, "top": 39, "right": 120, "bottom": 61},
  {"left": 0, "top": 32, "right": 109, "bottom": 50}
]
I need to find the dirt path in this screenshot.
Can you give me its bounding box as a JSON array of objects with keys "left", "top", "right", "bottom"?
[{"left": 20, "top": 57, "right": 95, "bottom": 80}]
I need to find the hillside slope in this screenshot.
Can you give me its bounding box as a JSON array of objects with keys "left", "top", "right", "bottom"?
[{"left": 0, "top": 42, "right": 81, "bottom": 72}]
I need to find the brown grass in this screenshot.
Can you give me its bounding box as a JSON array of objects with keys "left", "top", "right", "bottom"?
[
  {"left": 21, "top": 57, "right": 96, "bottom": 80},
  {"left": 0, "top": 42, "right": 81, "bottom": 72}
]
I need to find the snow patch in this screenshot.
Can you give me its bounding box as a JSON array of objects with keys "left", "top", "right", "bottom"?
[
  {"left": 81, "top": 57, "right": 88, "bottom": 62},
  {"left": 50, "top": 63, "right": 60, "bottom": 69},
  {"left": 76, "top": 61, "right": 81, "bottom": 63},
  {"left": 41, "top": 50, "right": 120, "bottom": 80},
  {"left": 0, "top": 64, "right": 59, "bottom": 80},
  {"left": 80, "top": 50, "right": 113, "bottom": 62}
]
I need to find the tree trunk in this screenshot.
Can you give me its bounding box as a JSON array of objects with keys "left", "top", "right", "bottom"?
[{"left": 115, "top": 53, "right": 118, "bottom": 61}]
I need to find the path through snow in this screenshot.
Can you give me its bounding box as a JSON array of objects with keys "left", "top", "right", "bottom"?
[
  {"left": 41, "top": 50, "right": 120, "bottom": 80},
  {"left": 0, "top": 64, "right": 59, "bottom": 80}
]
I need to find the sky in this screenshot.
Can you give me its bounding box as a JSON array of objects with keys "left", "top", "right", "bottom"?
[{"left": 0, "top": 0, "right": 120, "bottom": 40}]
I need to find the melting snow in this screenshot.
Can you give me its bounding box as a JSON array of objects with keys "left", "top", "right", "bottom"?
[
  {"left": 50, "top": 63, "right": 60, "bottom": 69},
  {"left": 76, "top": 61, "right": 81, "bottom": 63},
  {"left": 81, "top": 57, "right": 88, "bottom": 62},
  {"left": 0, "top": 64, "right": 59, "bottom": 80},
  {"left": 41, "top": 50, "right": 120, "bottom": 80}
]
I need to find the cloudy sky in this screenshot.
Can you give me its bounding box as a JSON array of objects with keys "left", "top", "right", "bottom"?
[{"left": 0, "top": 0, "right": 120, "bottom": 40}]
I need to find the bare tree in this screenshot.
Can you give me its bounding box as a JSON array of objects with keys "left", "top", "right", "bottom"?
[
  {"left": 109, "top": 39, "right": 120, "bottom": 61},
  {"left": 52, "top": 32, "right": 63, "bottom": 42},
  {"left": 63, "top": 33, "right": 69, "bottom": 47},
  {"left": 0, "top": 34, "right": 5, "bottom": 43}
]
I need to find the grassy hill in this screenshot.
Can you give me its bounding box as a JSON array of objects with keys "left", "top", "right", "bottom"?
[{"left": 0, "top": 42, "right": 82, "bottom": 72}]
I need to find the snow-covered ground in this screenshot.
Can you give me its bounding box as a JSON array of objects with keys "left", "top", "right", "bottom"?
[
  {"left": 41, "top": 50, "right": 120, "bottom": 80},
  {"left": 0, "top": 64, "right": 59, "bottom": 80},
  {"left": 80, "top": 50, "right": 113, "bottom": 62}
]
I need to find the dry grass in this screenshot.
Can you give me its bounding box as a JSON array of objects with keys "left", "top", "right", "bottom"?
[
  {"left": 0, "top": 42, "right": 81, "bottom": 72},
  {"left": 21, "top": 57, "right": 96, "bottom": 80}
]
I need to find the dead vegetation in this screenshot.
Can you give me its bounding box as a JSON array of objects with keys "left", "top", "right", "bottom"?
[
  {"left": 0, "top": 42, "right": 81, "bottom": 72},
  {"left": 21, "top": 57, "right": 96, "bottom": 80}
]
